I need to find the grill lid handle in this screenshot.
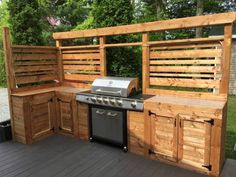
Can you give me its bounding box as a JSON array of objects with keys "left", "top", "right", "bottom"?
[{"left": 95, "top": 89, "right": 122, "bottom": 96}]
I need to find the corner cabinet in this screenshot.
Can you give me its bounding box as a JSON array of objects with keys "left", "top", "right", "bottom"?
[{"left": 11, "top": 92, "right": 56, "bottom": 144}]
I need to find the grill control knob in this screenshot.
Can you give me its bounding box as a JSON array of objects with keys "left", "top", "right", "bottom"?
[
  {"left": 131, "top": 101, "right": 137, "bottom": 108},
  {"left": 97, "top": 98, "right": 102, "bottom": 103},
  {"left": 90, "top": 97, "right": 97, "bottom": 102},
  {"left": 103, "top": 98, "right": 109, "bottom": 104},
  {"left": 110, "top": 99, "right": 116, "bottom": 105},
  {"left": 117, "top": 100, "right": 123, "bottom": 106}
]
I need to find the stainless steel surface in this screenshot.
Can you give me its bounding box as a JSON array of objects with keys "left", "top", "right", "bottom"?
[
  {"left": 91, "top": 106, "right": 124, "bottom": 144},
  {"left": 76, "top": 93, "right": 145, "bottom": 111},
  {"left": 91, "top": 77, "right": 138, "bottom": 97}
]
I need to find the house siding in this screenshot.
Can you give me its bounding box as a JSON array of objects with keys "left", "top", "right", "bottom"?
[{"left": 229, "top": 39, "right": 236, "bottom": 95}]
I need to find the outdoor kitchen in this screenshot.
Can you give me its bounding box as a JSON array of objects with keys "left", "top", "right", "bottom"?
[{"left": 2, "top": 12, "right": 236, "bottom": 177}]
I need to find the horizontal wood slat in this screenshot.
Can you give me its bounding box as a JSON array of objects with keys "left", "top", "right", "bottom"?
[
  {"left": 63, "top": 60, "right": 100, "bottom": 65},
  {"left": 13, "top": 54, "right": 57, "bottom": 61},
  {"left": 148, "top": 37, "right": 223, "bottom": 46},
  {"left": 150, "top": 59, "right": 221, "bottom": 65},
  {"left": 150, "top": 73, "right": 218, "bottom": 78},
  {"left": 64, "top": 74, "right": 99, "bottom": 81},
  {"left": 15, "top": 74, "right": 58, "bottom": 84},
  {"left": 150, "top": 49, "right": 222, "bottom": 59},
  {"left": 15, "top": 61, "right": 57, "bottom": 66},
  {"left": 150, "top": 78, "right": 220, "bottom": 89},
  {"left": 150, "top": 66, "right": 220, "bottom": 73},
  {"left": 15, "top": 66, "right": 57, "bottom": 73},
  {"left": 63, "top": 65, "right": 100, "bottom": 71},
  {"left": 62, "top": 54, "right": 100, "bottom": 60}
]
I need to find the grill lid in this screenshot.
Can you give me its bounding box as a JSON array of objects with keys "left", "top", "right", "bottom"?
[{"left": 91, "top": 77, "right": 138, "bottom": 97}]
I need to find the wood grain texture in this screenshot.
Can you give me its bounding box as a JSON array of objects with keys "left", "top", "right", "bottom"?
[{"left": 53, "top": 12, "right": 236, "bottom": 39}]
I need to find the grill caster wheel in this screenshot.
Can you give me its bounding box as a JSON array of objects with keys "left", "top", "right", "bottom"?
[
  {"left": 123, "top": 146, "right": 128, "bottom": 152},
  {"left": 89, "top": 137, "right": 94, "bottom": 142}
]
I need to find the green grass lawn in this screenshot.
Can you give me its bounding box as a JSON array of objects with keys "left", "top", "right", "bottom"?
[{"left": 226, "top": 95, "right": 236, "bottom": 159}]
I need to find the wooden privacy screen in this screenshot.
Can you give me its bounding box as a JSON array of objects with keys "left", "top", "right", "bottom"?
[
  {"left": 59, "top": 45, "right": 104, "bottom": 88},
  {"left": 53, "top": 12, "right": 236, "bottom": 98},
  {"left": 12, "top": 46, "right": 59, "bottom": 89},
  {"left": 148, "top": 38, "right": 223, "bottom": 93}
]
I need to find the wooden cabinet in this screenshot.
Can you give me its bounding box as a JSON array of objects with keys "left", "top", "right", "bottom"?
[
  {"left": 178, "top": 114, "right": 212, "bottom": 171},
  {"left": 30, "top": 92, "right": 55, "bottom": 140},
  {"left": 56, "top": 92, "right": 75, "bottom": 134},
  {"left": 146, "top": 110, "right": 214, "bottom": 173},
  {"left": 148, "top": 112, "right": 177, "bottom": 162},
  {"left": 11, "top": 92, "right": 56, "bottom": 144}
]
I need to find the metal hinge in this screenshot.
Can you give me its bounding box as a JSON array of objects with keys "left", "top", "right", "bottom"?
[
  {"left": 202, "top": 165, "right": 212, "bottom": 171},
  {"left": 49, "top": 98, "right": 53, "bottom": 102},
  {"left": 204, "top": 119, "right": 214, "bottom": 125},
  {"left": 148, "top": 149, "right": 156, "bottom": 155},
  {"left": 148, "top": 110, "right": 156, "bottom": 116}
]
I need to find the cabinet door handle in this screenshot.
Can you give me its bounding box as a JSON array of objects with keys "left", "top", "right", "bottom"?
[
  {"left": 95, "top": 110, "right": 105, "bottom": 115},
  {"left": 179, "top": 120, "right": 182, "bottom": 128},
  {"left": 107, "top": 112, "right": 118, "bottom": 117}
]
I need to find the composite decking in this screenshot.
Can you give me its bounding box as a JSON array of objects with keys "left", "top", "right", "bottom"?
[{"left": 0, "top": 135, "right": 234, "bottom": 177}]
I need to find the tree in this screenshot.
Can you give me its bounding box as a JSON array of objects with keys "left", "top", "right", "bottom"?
[
  {"left": 0, "top": 0, "right": 9, "bottom": 87},
  {"left": 91, "top": 0, "right": 141, "bottom": 78},
  {"left": 196, "top": 0, "right": 203, "bottom": 38},
  {"left": 8, "top": 0, "right": 44, "bottom": 45}
]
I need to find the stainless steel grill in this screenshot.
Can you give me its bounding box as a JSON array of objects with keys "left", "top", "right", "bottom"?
[
  {"left": 76, "top": 77, "right": 146, "bottom": 111},
  {"left": 76, "top": 76, "right": 153, "bottom": 151}
]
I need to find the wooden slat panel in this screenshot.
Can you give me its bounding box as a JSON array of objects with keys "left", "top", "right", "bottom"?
[
  {"left": 60, "top": 45, "right": 100, "bottom": 49},
  {"left": 150, "top": 49, "right": 222, "bottom": 59},
  {"left": 62, "top": 53, "right": 100, "bottom": 60},
  {"left": 13, "top": 54, "right": 57, "bottom": 61},
  {"left": 53, "top": 12, "right": 236, "bottom": 39},
  {"left": 15, "top": 66, "right": 57, "bottom": 73},
  {"left": 150, "top": 59, "right": 221, "bottom": 65},
  {"left": 64, "top": 74, "right": 99, "bottom": 81},
  {"left": 150, "top": 66, "right": 220, "bottom": 73},
  {"left": 15, "top": 74, "right": 58, "bottom": 84},
  {"left": 150, "top": 78, "right": 220, "bottom": 89},
  {"left": 63, "top": 65, "right": 100, "bottom": 71}
]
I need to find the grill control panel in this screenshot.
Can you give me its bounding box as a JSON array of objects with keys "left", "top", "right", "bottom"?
[{"left": 76, "top": 93, "right": 144, "bottom": 111}]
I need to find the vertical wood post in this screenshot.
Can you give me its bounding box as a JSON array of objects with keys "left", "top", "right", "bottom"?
[
  {"left": 142, "top": 33, "right": 149, "bottom": 94},
  {"left": 3, "top": 27, "right": 15, "bottom": 141},
  {"left": 220, "top": 24, "right": 233, "bottom": 95},
  {"left": 99, "top": 36, "right": 106, "bottom": 76},
  {"left": 56, "top": 40, "right": 64, "bottom": 84}
]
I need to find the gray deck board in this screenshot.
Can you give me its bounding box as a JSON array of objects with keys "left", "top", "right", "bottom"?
[{"left": 0, "top": 135, "right": 233, "bottom": 177}]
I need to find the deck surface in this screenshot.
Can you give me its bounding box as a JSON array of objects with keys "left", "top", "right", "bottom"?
[{"left": 0, "top": 135, "right": 235, "bottom": 177}]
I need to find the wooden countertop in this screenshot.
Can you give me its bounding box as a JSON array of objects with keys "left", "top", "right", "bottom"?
[
  {"left": 145, "top": 95, "right": 226, "bottom": 110},
  {"left": 11, "top": 86, "right": 89, "bottom": 97}
]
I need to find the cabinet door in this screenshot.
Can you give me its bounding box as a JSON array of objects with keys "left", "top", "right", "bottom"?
[
  {"left": 178, "top": 114, "right": 212, "bottom": 172},
  {"left": 31, "top": 93, "right": 55, "bottom": 140},
  {"left": 56, "top": 93, "right": 74, "bottom": 134},
  {"left": 149, "top": 111, "right": 177, "bottom": 162}
]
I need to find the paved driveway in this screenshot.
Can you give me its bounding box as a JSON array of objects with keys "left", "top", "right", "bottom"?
[{"left": 0, "top": 88, "right": 10, "bottom": 122}]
